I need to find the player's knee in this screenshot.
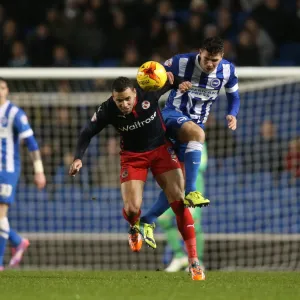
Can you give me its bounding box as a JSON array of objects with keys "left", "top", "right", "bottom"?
[
  {"left": 179, "top": 122, "right": 205, "bottom": 143},
  {"left": 165, "top": 184, "right": 184, "bottom": 203},
  {"left": 124, "top": 202, "right": 140, "bottom": 216},
  {"left": 0, "top": 217, "right": 10, "bottom": 239},
  {"left": 158, "top": 216, "right": 173, "bottom": 230}
]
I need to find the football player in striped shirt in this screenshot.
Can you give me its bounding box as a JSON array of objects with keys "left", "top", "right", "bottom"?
[
  {"left": 140, "top": 36, "right": 240, "bottom": 248},
  {"left": 0, "top": 78, "right": 46, "bottom": 270}
]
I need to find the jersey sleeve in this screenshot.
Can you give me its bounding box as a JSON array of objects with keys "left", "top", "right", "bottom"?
[
  {"left": 224, "top": 63, "right": 240, "bottom": 117},
  {"left": 14, "top": 109, "right": 39, "bottom": 151},
  {"left": 14, "top": 109, "right": 34, "bottom": 139},
  {"left": 74, "top": 101, "right": 110, "bottom": 160},
  {"left": 163, "top": 55, "right": 180, "bottom": 76}
]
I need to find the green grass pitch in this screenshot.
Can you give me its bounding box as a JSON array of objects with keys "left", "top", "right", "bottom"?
[{"left": 1, "top": 271, "right": 300, "bottom": 300}]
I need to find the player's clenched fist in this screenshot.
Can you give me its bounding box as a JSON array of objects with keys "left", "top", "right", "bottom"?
[
  {"left": 69, "top": 159, "right": 82, "bottom": 176},
  {"left": 178, "top": 81, "right": 192, "bottom": 93}
]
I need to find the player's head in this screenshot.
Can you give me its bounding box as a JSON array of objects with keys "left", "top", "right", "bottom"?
[
  {"left": 0, "top": 77, "right": 9, "bottom": 102},
  {"left": 112, "top": 77, "right": 136, "bottom": 115},
  {"left": 199, "top": 37, "right": 224, "bottom": 73}
]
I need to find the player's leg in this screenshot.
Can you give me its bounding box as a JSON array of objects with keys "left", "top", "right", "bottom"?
[
  {"left": 152, "top": 145, "right": 205, "bottom": 280},
  {"left": 121, "top": 179, "right": 144, "bottom": 252},
  {"left": 120, "top": 150, "right": 154, "bottom": 252},
  {"left": 121, "top": 179, "right": 144, "bottom": 226},
  {"left": 140, "top": 190, "right": 169, "bottom": 224},
  {"left": 9, "top": 229, "right": 30, "bottom": 267},
  {"left": 0, "top": 203, "right": 9, "bottom": 271},
  {"left": 162, "top": 108, "right": 209, "bottom": 207}
]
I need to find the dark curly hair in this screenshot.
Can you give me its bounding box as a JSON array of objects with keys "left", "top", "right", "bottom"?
[
  {"left": 112, "top": 77, "right": 134, "bottom": 92},
  {"left": 201, "top": 37, "right": 224, "bottom": 54}
]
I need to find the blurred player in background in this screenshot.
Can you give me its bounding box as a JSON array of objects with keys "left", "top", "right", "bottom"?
[
  {"left": 161, "top": 143, "right": 207, "bottom": 272},
  {"left": 140, "top": 36, "right": 240, "bottom": 248},
  {"left": 0, "top": 78, "right": 46, "bottom": 271},
  {"left": 69, "top": 76, "right": 206, "bottom": 280}
]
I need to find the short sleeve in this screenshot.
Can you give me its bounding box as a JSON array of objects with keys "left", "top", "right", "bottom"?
[{"left": 13, "top": 109, "right": 34, "bottom": 139}]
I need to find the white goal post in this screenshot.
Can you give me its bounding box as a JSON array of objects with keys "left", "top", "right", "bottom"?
[{"left": 3, "top": 67, "right": 300, "bottom": 271}]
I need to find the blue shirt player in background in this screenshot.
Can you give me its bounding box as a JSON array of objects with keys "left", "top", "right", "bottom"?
[
  {"left": 140, "top": 37, "right": 240, "bottom": 248},
  {"left": 0, "top": 78, "right": 46, "bottom": 271}
]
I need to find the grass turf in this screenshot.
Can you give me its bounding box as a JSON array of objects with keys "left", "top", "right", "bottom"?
[{"left": 0, "top": 271, "right": 300, "bottom": 300}]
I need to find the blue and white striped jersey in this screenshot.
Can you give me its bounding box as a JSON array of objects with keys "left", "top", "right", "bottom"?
[
  {"left": 163, "top": 53, "right": 240, "bottom": 124},
  {"left": 0, "top": 101, "right": 37, "bottom": 174}
]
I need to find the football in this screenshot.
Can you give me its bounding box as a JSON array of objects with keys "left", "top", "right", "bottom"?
[{"left": 136, "top": 61, "right": 168, "bottom": 91}]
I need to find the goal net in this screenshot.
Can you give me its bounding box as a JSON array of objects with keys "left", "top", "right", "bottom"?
[{"left": 2, "top": 67, "right": 300, "bottom": 271}]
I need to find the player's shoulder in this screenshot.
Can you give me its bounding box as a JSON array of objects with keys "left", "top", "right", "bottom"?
[
  {"left": 219, "top": 58, "right": 236, "bottom": 69},
  {"left": 164, "top": 52, "right": 197, "bottom": 67},
  {"left": 97, "top": 96, "right": 115, "bottom": 113},
  {"left": 6, "top": 101, "right": 24, "bottom": 116}
]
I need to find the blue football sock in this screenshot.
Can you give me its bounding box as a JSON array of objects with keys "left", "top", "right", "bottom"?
[
  {"left": 0, "top": 218, "right": 10, "bottom": 266},
  {"left": 140, "top": 191, "right": 170, "bottom": 224},
  {"left": 185, "top": 141, "right": 203, "bottom": 194},
  {"left": 9, "top": 229, "right": 22, "bottom": 248}
]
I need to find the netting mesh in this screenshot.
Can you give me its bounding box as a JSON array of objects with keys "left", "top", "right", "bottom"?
[{"left": 5, "top": 75, "right": 300, "bottom": 270}]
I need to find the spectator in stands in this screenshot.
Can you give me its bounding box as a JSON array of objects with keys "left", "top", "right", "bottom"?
[
  {"left": 215, "top": 7, "right": 236, "bottom": 40},
  {"left": 120, "top": 44, "right": 142, "bottom": 67},
  {"left": 180, "top": 14, "right": 204, "bottom": 51},
  {"left": 0, "top": 19, "right": 18, "bottom": 66},
  {"left": 156, "top": 0, "right": 177, "bottom": 30},
  {"left": 251, "top": 0, "right": 288, "bottom": 45},
  {"left": 159, "top": 28, "right": 188, "bottom": 60},
  {"left": 205, "top": 114, "right": 236, "bottom": 166},
  {"left": 203, "top": 23, "right": 219, "bottom": 39},
  {"left": 241, "top": 120, "right": 284, "bottom": 183},
  {"left": 103, "top": 9, "right": 129, "bottom": 61},
  {"left": 236, "top": 29, "right": 260, "bottom": 66},
  {"left": 27, "top": 24, "right": 56, "bottom": 66},
  {"left": 139, "top": 18, "right": 167, "bottom": 58},
  {"left": 285, "top": 137, "right": 300, "bottom": 184},
  {"left": 189, "top": 0, "right": 210, "bottom": 25},
  {"left": 244, "top": 18, "right": 275, "bottom": 66},
  {"left": 52, "top": 45, "right": 71, "bottom": 67},
  {"left": 8, "top": 40, "right": 30, "bottom": 67},
  {"left": 46, "top": 8, "right": 70, "bottom": 45},
  {"left": 90, "top": 0, "right": 113, "bottom": 32},
  {"left": 1, "top": 0, "right": 300, "bottom": 68},
  {"left": 286, "top": 0, "right": 300, "bottom": 42},
  {"left": 223, "top": 39, "right": 236, "bottom": 63},
  {"left": 93, "top": 135, "right": 121, "bottom": 189},
  {"left": 70, "top": 9, "right": 105, "bottom": 63},
  {"left": 0, "top": 5, "right": 6, "bottom": 28}
]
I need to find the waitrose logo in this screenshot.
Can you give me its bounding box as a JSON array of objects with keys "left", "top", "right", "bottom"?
[{"left": 118, "top": 111, "right": 157, "bottom": 131}]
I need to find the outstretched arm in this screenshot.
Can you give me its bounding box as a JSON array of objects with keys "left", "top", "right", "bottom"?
[
  {"left": 69, "top": 102, "right": 110, "bottom": 176},
  {"left": 69, "top": 123, "right": 99, "bottom": 176},
  {"left": 225, "top": 64, "right": 240, "bottom": 131}
]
